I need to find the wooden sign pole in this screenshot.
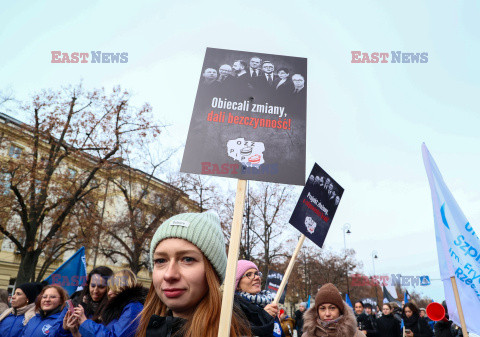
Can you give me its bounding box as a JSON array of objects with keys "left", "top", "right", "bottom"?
[
  {"left": 273, "top": 234, "right": 306, "bottom": 304},
  {"left": 218, "top": 179, "right": 247, "bottom": 337},
  {"left": 450, "top": 276, "right": 469, "bottom": 337}
]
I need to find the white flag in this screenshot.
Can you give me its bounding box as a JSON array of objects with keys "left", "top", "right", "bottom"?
[{"left": 422, "top": 143, "right": 480, "bottom": 335}]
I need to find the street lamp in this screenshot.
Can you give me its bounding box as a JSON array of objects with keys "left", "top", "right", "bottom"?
[
  {"left": 372, "top": 251, "right": 379, "bottom": 307},
  {"left": 343, "top": 223, "right": 352, "bottom": 295}
]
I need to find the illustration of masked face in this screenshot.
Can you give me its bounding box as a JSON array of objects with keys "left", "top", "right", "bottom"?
[
  {"left": 308, "top": 175, "right": 315, "bottom": 184},
  {"left": 305, "top": 216, "right": 317, "bottom": 234}
]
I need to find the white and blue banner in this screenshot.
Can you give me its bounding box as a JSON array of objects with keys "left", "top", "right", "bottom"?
[{"left": 422, "top": 143, "right": 480, "bottom": 335}]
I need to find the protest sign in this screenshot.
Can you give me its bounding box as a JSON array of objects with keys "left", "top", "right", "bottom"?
[
  {"left": 289, "top": 163, "right": 344, "bottom": 248},
  {"left": 181, "top": 47, "right": 307, "bottom": 186},
  {"left": 265, "top": 270, "right": 288, "bottom": 304},
  {"left": 422, "top": 143, "right": 480, "bottom": 336}
]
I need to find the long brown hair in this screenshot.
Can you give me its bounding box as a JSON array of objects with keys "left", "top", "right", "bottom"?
[{"left": 136, "top": 255, "right": 251, "bottom": 337}]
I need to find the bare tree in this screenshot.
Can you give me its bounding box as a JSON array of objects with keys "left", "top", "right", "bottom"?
[
  {"left": 99, "top": 151, "right": 192, "bottom": 274},
  {"left": 248, "top": 182, "right": 296, "bottom": 286},
  {"left": 0, "top": 83, "right": 161, "bottom": 285}
]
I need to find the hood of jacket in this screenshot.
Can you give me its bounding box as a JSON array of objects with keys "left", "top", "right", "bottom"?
[
  {"left": 303, "top": 300, "right": 363, "bottom": 337},
  {"left": 102, "top": 285, "right": 148, "bottom": 325}
]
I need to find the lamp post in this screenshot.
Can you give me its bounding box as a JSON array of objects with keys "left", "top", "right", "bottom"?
[
  {"left": 343, "top": 223, "right": 352, "bottom": 295},
  {"left": 372, "top": 251, "right": 379, "bottom": 307}
]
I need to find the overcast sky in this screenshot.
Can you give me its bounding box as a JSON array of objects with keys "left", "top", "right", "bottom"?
[{"left": 1, "top": 0, "right": 479, "bottom": 302}]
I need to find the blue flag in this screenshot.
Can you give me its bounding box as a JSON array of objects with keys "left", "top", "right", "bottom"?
[
  {"left": 346, "top": 293, "right": 353, "bottom": 308},
  {"left": 44, "top": 247, "right": 87, "bottom": 296},
  {"left": 404, "top": 290, "right": 409, "bottom": 304},
  {"left": 307, "top": 295, "right": 311, "bottom": 309},
  {"left": 422, "top": 144, "right": 480, "bottom": 335}
]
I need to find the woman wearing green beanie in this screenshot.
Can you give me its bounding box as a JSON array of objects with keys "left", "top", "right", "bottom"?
[{"left": 135, "top": 212, "right": 252, "bottom": 337}]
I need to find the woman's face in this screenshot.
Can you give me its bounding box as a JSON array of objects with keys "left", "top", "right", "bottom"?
[
  {"left": 237, "top": 268, "right": 262, "bottom": 294},
  {"left": 278, "top": 70, "right": 289, "bottom": 80},
  {"left": 11, "top": 288, "right": 28, "bottom": 309},
  {"left": 382, "top": 305, "right": 392, "bottom": 315},
  {"left": 318, "top": 303, "right": 340, "bottom": 321},
  {"left": 152, "top": 238, "right": 208, "bottom": 319},
  {"left": 404, "top": 306, "right": 413, "bottom": 318},
  {"left": 354, "top": 302, "right": 364, "bottom": 314},
  {"left": 89, "top": 274, "right": 108, "bottom": 302},
  {"left": 40, "top": 288, "right": 61, "bottom": 312}
]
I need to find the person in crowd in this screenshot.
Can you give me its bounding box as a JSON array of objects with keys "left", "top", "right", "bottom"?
[
  {"left": 74, "top": 266, "right": 113, "bottom": 321},
  {"left": 294, "top": 302, "right": 306, "bottom": 336},
  {"left": 389, "top": 302, "right": 402, "bottom": 323},
  {"left": 402, "top": 302, "right": 433, "bottom": 337},
  {"left": 0, "top": 283, "right": 43, "bottom": 337},
  {"left": 433, "top": 301, "right": 454, "bottom": 337},
  {"left": 376, "top": 303, "right": 401, "bottom": 337},
  {"left": 279, "top": 309, "right": 295, "bottom": 337},
  {"left": 135, "top": 212, "right": 254, "bottom": 337},
  {"left": 354, "top": 301, "right": 369, "bottom": 333},
  {"left": 21, "top": 285, "right": 68, "bottom": 337},
  {"left": 65, "top": 269, "right": 148, "bottom": 337},
  {"left": 235, "top": 260, "right": 278, "bottom": 318},
  {"left": 302, "top": 283, "right": 364, "bottom": 337},
  {"left": 364, "top": 303, "right": 378, "bottom": 337},
  {"left": 0, "top": 289, "right": 9, "bottom": 314},
  {"left": 420, "top": 308, "right": 434, "bottom": 332}
]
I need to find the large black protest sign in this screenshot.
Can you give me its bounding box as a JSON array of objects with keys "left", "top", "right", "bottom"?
[
  {"left": 181, "top": 47, "right": 307, "bottom": 185},
  {"left": 265, "top": 270, "right": 287, "bottom": 304},
  {"left": 289, "top": 163, "right": 343, "bottom": 248}
]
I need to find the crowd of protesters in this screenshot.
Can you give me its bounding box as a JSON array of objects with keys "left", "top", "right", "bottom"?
[{"left": 0, "top": 212, "right": 472, "bottom": 337}]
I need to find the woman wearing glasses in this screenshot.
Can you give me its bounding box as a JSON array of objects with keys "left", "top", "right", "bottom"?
[
  {"left": 235, "top": 260, "right": 278, "bottom": 336},
  {"left": 21, "top": 285, "right": 69, "bottom": 337}
]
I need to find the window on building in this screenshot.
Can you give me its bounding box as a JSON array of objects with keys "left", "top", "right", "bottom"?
[
  {"left": 0, "top": 173, "right": 10, "bottom": 195},
  {"left": 67, "top": 168, "right": 77, "bottom": 179},
  {"left": 8, "top": 145, "right": 22, "bottom": 159}
]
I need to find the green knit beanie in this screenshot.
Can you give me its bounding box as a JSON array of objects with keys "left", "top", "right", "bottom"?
[{"left": 149, "top": 212, "right": 228, "bottom": 282}]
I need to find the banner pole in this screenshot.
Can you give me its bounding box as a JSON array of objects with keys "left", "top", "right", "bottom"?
[
  {"left": 450, "top": 276, "right": 469, "bottom": 337},
  {"left": 273, "top": 234, "right": 306, "bottom": 304},
  {"left": 218, "top": 179, "right": 247, "bottom": 337}
]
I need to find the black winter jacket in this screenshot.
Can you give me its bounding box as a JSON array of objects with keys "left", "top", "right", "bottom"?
[
  {"left": 377, "top": 314, "right": 401, "bottom": 337},
  {"left": 403, "top": 315, "right": 433, "bottom": 337},
  {"left": 145, "top": 294, "right": 274, "bottom": 337}
]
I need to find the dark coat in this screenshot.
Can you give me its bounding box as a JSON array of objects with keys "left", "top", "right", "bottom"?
[
  {"left": 234, "top": 294, "right": 275, "bottom": 337},
  {"left": 146, "top": 315, "right": 186, "bottom": 337},
  {"left": 377, "top": 314, "right": 401, "bottom": 337},
  {"left": 145, "top": 294, "right": 274, "bottom": 337},
  {"left": 434, "top": 320, "right": 454, "bottom": 337},
  {"left": 78, "top": 285, "right": 147, "bottom": 337},
  {"left": 294, "top": 309, "right": 304, "bottom": 336},
  {"left": 403, "top": 315, "right": 433, "bottom": 337}
]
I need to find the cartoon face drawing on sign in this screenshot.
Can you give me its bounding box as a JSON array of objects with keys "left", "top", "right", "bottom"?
[
  {"left": 305, "top": 216, "right": 317, "bottom": 234},
  {"left": 227, "top": 137, "right": 265, "bottom": 168}
]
